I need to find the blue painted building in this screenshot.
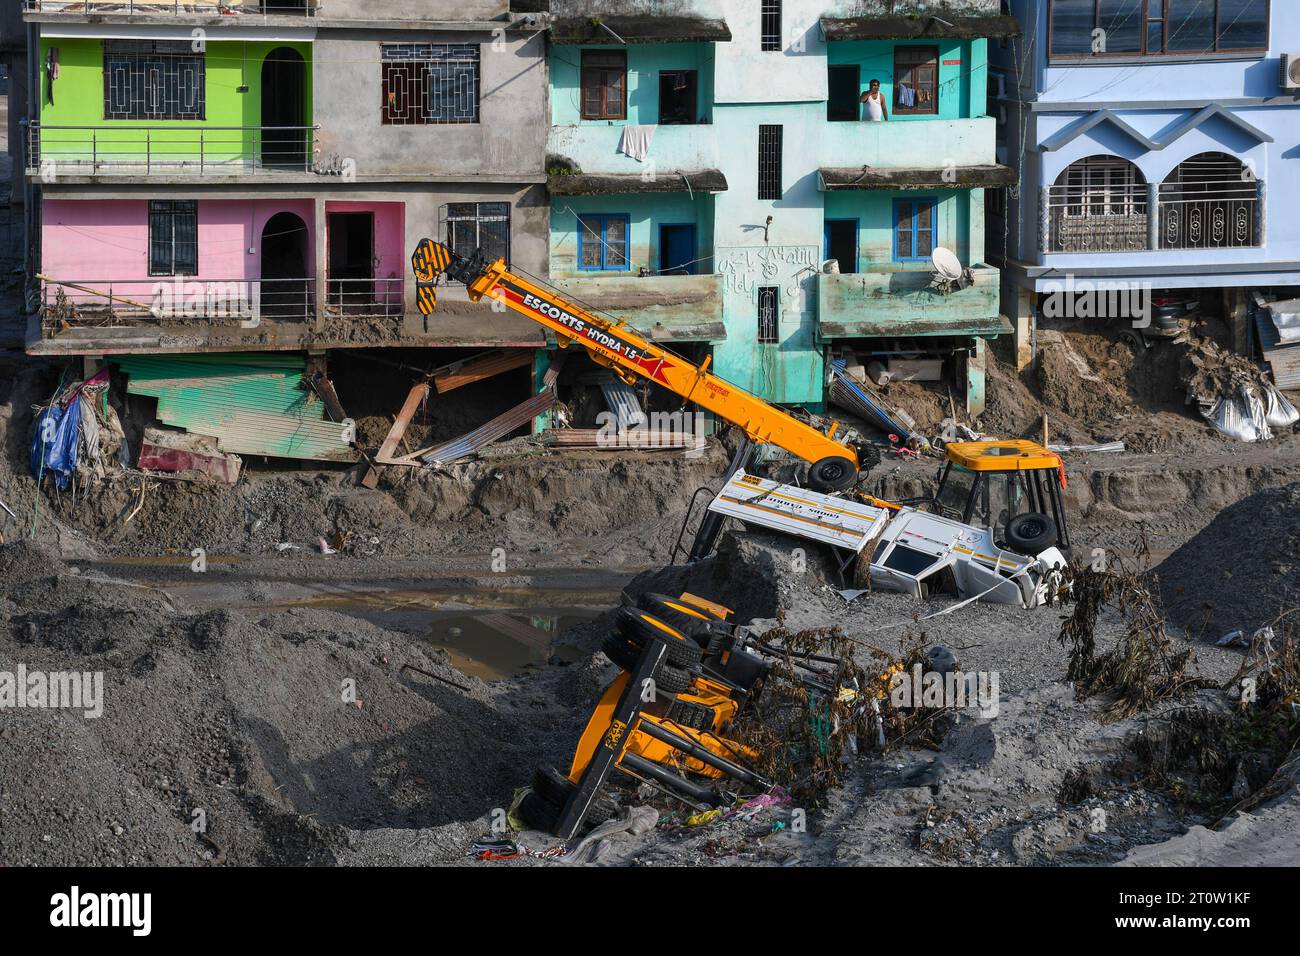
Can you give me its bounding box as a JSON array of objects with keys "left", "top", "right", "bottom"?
[
  {"left": 543, "top": 1, "right": 1018, "bottom": 413},
  {"left": 992, "top": 0, "right": 1297, "bottom": 370}
]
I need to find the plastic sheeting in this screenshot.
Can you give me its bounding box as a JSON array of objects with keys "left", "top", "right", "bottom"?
[
  {"left": 1264, "top": 384, "right": 1300, "bottom": 428},
  {"left": 1205, "top": 385, "right": 1273, "bottom": 443},
  {"left": 30, "top": 395, "right": 81, "bottom": 490}
]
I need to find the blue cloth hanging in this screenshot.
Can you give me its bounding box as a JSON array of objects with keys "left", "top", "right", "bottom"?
[{"left": 31, "top": 396, "right": 81, "bottom": 490}]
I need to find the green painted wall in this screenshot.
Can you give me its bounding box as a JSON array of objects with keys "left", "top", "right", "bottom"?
[
  {"left": 550, "top": 42, "right": 715, "bottom": 127},
  {"left": 38, "top": 38, "right": 313, "bottom": 164},
  {"left": 823, "top": 189, "right": 972, "bottom": 269},
  {"left": 826, "top": 38, "right": 985, "bottom": 121},
  {"left": 549, "top": 193, "right": 715, "bottom": 277}
]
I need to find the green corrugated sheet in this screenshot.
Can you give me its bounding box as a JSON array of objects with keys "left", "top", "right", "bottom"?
[{"left": 116, "top": 353, "right": 357, "bottom": 463}]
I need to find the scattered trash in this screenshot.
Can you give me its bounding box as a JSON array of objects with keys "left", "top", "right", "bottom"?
[
  {"left": 1047, "top": 441, "right": 1126, "bottom": 454},
  {"left": 318, "top": 537, "right": 337, "bottom": 556},
  {"left": 275, "top": 542, "right": 300, "bottom": 552}
]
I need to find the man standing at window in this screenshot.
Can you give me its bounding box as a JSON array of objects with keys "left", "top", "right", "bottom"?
[{"left": 860, "top": 78, "right": 888, "bottom": 122}]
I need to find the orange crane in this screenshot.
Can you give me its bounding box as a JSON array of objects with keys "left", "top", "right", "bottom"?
[{"left": 410, "top": 239, "right": 866, "bottom": 491}]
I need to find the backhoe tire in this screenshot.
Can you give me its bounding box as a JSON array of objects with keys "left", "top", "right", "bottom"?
[
  {"left": 517, "top": 789, "right": 562, "bottom": 833},
  {"left": 1006, "top": 512, "right": 1059, "bottom": 555},
  {"left": 601, "top": 633, "right": 642, "bottom": 671},
  {"left": 652, "top": 662, "right": 693, "bottom": 697},
  {"left": 532, "top": 765, "right": 576, "bottom": 806},
  {"left": 637, "top": 594, "right": 718, "bottom": 648},
  {"left": 808, "top": 455, "right": 858, "bottom": 493},
  {"left": 615, "top": 608, "right": 703, "bottom": 668}
]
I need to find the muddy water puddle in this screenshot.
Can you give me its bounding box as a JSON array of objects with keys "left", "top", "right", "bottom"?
[{"left": 277, "top": 586, "right": 614, "bottom": 681}]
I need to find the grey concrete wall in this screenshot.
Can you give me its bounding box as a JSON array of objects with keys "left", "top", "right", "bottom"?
[{"left": 313, "top": 29, "right": 548, "bottom": 180}]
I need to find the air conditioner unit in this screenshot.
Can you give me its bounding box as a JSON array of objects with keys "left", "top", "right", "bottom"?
[{"left": 1282, "top": 53, "right": 1300, "bottom": 91}]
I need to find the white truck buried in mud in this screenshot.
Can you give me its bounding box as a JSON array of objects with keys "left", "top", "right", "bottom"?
[{"left": 705, "top": 469, "right": 1069, "bottom": 610}]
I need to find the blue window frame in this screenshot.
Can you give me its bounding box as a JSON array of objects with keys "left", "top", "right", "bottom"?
[
  {"left": 893, "top": 197, "right": 938, "bottom": 261},
  {"left": 577, "top": 214, "right": 631, "bottom": 271}
]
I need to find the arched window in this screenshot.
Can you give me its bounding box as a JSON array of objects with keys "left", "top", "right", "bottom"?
[
  {"left": 1159, "top": 152, "right": 1260, "bottom": 250},
  {"left": 1048, "top": 156, "right": 1148, "bottom": 253}
]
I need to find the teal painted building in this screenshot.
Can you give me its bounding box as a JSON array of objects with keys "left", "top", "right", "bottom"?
[{"left": 544, "top": 2, "right": 1018, "bottom": 414}]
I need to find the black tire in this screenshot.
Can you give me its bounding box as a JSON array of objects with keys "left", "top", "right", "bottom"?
[
  {"left": 616, "top": 608, "right": 702, "bottom": 668},
  {"left": 601, "top": 632, "right": 642, "bottom": 671},
  {"left": 637, "top": 594, "right": 718, "bottom": 649},
  {"left": 601, "top": 633, "right": 694, "bottom": 697},
  {"left": 652, "top": 662, "right": 693, "bottom": 696},
  {"left": 532, "top": 765, "right": 575, "bottom": 806},
  {"left": 1006, "top": 512, "right": 1059, "bottom": 554},
  {"left": 517, "top": 789, "right": 561, "bottom": 832},
  {"left": 808, "top": 455, "right": 858, "bottom": 492}
]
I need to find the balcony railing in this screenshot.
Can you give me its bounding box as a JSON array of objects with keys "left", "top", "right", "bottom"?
[
  {"left": 1047, "top": 179, "right": 1262, "bottom": 253},
  {"left": 323, "top": 278, "right": 405, "bottom": 319},
  {"left": 24, "top": 1, "right": 316, "bottom": 15},
  {"left": 28, "top": 124, "right": 320, "bottom": 175},
  {"left": 38, "top": 278, "right": 312, "bottom": 334}
]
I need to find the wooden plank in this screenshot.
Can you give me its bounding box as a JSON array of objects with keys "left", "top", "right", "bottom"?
[
  {"left": 434, "top": 349, "right": 534, "bottom": 394},
  {"left": 376, "top": 382, "right": 431, "bottom": 465}
]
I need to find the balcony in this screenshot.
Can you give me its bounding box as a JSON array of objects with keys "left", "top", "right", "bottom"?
[
  {"left": 37, "top": 276, "right": 404, "bottom": 339},
  {"left": 28, "top": 124, "right": 320, "bottom": 178},
  {"left": 817, "top": 265, "right": 1004, "bottom": 340},
  {"left": 23, "top": 1, "right": 316, "bottom": 16},
  {"left": 820, "top": 117, "right": 996, "bottom": 173},
  {"left": 548, "top": 274, "right": 725, "bottom": 343},
  {"left": 547, "top": 124, "right": 720, "bottom": 178}
]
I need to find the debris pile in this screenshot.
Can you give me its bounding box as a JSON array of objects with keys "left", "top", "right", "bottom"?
[{"left": 1180, "top": 335, "right": 1298, "bottom": 441}]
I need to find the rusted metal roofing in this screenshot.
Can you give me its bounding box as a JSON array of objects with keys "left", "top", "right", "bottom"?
[
  {"left": 820, "top": 14, "right": 1022, "bottom": 41},
  {"left": 550, "top": 16, "right": 732, "bottom": 45},
  {"left": 116, "top": 352, "right": 358, "bottom": 463},
  {"left": 1257, "top": 310, "right": 1300, "bottom": 389},
  {"left": 819, "top": 165, "right": 1017, "bottom": 191},
  {"left": 548, "top": 170, "right": 728, "bottom": 196}
]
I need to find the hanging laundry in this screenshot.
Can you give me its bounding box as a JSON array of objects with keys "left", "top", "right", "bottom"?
[
  {"left": 897, "top": 82, "right": 915, "bottom": 108},
  {"left": 618, "top": 125, "right": 656, "bottom": 163}
]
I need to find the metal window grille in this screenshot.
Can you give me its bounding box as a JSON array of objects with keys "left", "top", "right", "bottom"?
[
  {"left": 382, "top": 43, "right": 480, "bottom": 125},
  {"left": 757, "top": 287, "right": 778, "bottom": 343},
  {"left": 446, "top": 202, "right": 511, "bottom": 265},
  {"left": 148, "top": 200, "right": 198, "bottom": 276},
  {"left": 580, "top": 50, "right": 627, "bottom": 120},
  {"left": 758, "top": 125, "right": 782, "bottom": 200},
  {"left": 1048, "top": 157, "right": 1149, "bottom": 252},
  {"left": 761, "top": 0, "right": 782, "bottom": 51},
  {"left": 103, "top": 40, "right": 205, "bottom": 120},
  {"left": 1159, "top": 152, "right": 1260, "bottom": 250},
  {"left": 894, "top": 46, "right": 939, "bottom": 115}
]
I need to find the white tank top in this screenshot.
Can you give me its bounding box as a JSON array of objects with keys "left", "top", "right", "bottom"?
[{"left": 864, "top": 93, "right": 883, "bottom": 122}]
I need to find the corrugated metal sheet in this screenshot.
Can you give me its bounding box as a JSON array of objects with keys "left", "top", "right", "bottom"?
[
  {"left": 1256, "top": 310, "right": 1300, "bottom": 390},
  {"left": 600, "top": 381, "right": 645, "bottom": 433},
  {"left": 420, "top": 388, "right": 558, "bottom": 465},
  {"left": 828, "top": 360, "right": 919, "bottom": 442},
  {"left": 116, "top": 353, "right": 357, "bottom": 462}
]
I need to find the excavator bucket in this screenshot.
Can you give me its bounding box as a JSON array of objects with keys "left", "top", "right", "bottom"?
[{"left": 412, "top": 238, "right": 454, "bottom": 315}]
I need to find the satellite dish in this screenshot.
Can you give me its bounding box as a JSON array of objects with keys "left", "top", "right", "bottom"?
[{"left": 931, "top": 247, "right": 964, "bottom": 281}]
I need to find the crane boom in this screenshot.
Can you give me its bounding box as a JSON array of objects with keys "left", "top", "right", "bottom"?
[{"left": 411, "top": 239, "right": 862, "bottom": 491}]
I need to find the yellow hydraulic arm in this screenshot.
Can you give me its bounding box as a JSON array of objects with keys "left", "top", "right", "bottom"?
[{"left": 411, "top": 240, "right": 862, "bottom": 490}]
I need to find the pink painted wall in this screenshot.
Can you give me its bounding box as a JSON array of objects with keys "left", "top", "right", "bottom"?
[
  {"left": 42, "top": 199, "right": 318, "bottom": 290},
  {"left": 324, "top": 200, "right": 405, "bottom": 284}
]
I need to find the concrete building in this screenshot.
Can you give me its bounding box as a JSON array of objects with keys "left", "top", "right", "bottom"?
[
  {"left": 21, "top": 0, "right": 550, "bottom": 374},
  {"left": 543, "top": 0, "right": 1017, "bottom": 413},
  {"left": 992, "top": 0, "right": 1298, "bottom": 381}
]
